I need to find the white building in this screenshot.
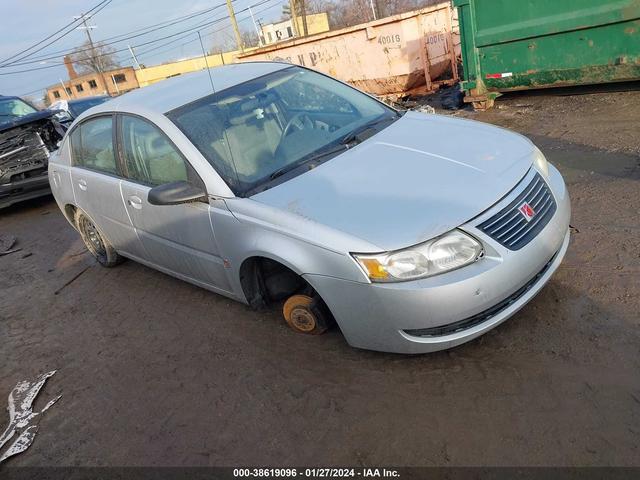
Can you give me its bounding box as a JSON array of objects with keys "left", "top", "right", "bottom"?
[{"left": 260, "top": 13, "right": 330, "bottom": 45}]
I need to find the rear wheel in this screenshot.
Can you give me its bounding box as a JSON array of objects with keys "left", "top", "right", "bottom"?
[
  {"left": 283, "top": 294, "right": 332, "bottom": 335},
  {"left": 74, "top": 209, "right": 123, "bottom": 267}
]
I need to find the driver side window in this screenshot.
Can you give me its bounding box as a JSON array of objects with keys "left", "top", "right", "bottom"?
[{"left": 119, "top": 115, "right": 190, "bottom": 186}]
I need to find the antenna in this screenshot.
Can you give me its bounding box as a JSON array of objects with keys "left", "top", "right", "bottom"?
[
  {"left": 197, "top": 30, "right": 238, "bottom": 190},
  {"left": 197, "top": 31, "right": 216, "bottom": 94}
]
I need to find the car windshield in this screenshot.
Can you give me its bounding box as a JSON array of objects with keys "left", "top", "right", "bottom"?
[
  {"left": 168, "top": 66, "right": 399, "bottom": 196},
  {"left": 69, "top": 97, "right": 110, "bottom": 117},
  {"left": 0, "top": 98, "right": 37, "bottom": 118}
]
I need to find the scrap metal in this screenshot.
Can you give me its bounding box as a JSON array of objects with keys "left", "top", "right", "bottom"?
[{"left": 0, "top": 371, "right": 61, "bottom": 464}]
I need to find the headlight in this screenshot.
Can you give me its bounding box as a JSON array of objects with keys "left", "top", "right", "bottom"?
[
  {"left": 533, "top": 149, "right": 549, "bottom": 178},
  {"left": 352, "top": 230, "right": 483, "bottom": 283}
]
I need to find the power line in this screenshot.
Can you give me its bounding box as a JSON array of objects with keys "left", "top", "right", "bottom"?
[
  {"left": 0, "top": 0, "right": 240, "bottom": 68},
  {"left": 136, "top": 0, "right": 285, "bottom": 61},
  {"left": 14, "top": 0, "right": 285, "bottom": 97},
  {"left": 0, "top": 0, "right": 113, "bottom": 67},
  {"left": 20, "top": 85, "right": 56, "bottom": 97},
  {"left": 0, "top": 18, "right": 222, "bottom": 74},
  {"left": 5, "top": 3, "right": 228, "bottom": 67},
  {"left": 137, "top": 0, "right": 286, "bottom": 58},
  {"left": 0, "top": 0, "right": 281, "bottom": 76},
  {"left": 0, "top": 6, "right": 215, "bottom": 68}
]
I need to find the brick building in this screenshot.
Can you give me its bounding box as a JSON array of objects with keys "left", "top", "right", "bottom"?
[{"left": 46, "top": 56, "right": 139, "bottom": 104}]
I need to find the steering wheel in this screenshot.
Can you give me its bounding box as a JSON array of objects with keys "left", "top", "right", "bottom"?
[{"left": 282, "top": 113, "right": 314, "bottom": 138}]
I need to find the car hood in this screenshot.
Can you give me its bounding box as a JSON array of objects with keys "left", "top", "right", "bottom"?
[{"left": 251, "top": 112, "right": 535, "bottom": 252}]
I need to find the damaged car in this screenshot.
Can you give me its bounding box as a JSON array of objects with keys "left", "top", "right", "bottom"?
[
  {"left": 1, "top": 95, "right": 64, "bottom": 208},
  {"left": 48, "top": 95, "right": 111, "bottom": 128},
  {"left": 48, "top": 63, "right": 570, "bottom": 354}
]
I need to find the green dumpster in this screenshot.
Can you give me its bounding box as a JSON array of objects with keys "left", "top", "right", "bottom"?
[{"left": 454, "top": 0, "right": 640, "bottom": 109}]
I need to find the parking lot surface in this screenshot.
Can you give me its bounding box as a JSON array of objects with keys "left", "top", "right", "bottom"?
[{"left": 1, "top": 88, "right": 639, "bottom": 467}]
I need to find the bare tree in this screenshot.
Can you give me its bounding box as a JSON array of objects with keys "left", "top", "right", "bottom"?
[
  {"left": 241, "top": 30, "right": 261, "bottom": 49},
  {"left": 210, "top": 33, "right": 237, "bottom": 55},
  {"left": 70, "top": 39, "right": 120, "bottom": 75},
  {"left": 304, "top": 0, "right": 442, "bottom": 30}
]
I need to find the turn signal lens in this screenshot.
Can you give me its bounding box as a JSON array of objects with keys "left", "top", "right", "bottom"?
[{"left": 360, "top": 258, "right": 390, "bottom": 280}]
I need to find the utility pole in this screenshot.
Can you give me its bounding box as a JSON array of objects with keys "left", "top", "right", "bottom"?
[
  {"left": 374, "top": 0, "right": 385, "bottom": 19},
  {"left": 248, "top": 7, "right": 262, "bottom": 46},
  {"left": 59, "top": 79, "right": 71, "bottom": 99},
  {"left": 128, "top": 44, "right": 141, "bottom": 70},
  {"left": 111, "top": 74, "right": 120, "bottom": 95},
  {"left": 299, "top": 0, "right": 309, "bottom": 37},
  {"left": 369, "top": 0, "right": 377, "bottom": 20},
  {"left": 226, "top": 0, "right": 244, "bottom": 53},
  {"left": 75, "top": 13, "right": 109, "bottom": 95},
  {"left": 289, "top": 0, "right": 300, "bottom": 37}
]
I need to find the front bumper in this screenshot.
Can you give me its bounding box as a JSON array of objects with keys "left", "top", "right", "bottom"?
[
  {"left": 0, "top": 172, "right": 51, "bottom": 209},
  {"left": 305, "top": 165, "right": 571, "bottom": 354}
]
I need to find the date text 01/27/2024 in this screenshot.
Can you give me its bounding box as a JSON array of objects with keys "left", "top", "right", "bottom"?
[{"left": 233, "top": 468, "right": 401, "bottom": 478}]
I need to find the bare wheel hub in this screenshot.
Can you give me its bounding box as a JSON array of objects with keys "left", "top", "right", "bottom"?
[
  {"left": 283, "top": 294, "right": 327, "bottom": 335},
  {"left": 289, "top": 307, "right": 316, "bottom": 332}
]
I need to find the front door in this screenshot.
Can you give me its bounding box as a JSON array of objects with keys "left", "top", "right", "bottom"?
[{"left": 117, "top": 114, "right": 232, "bottom": 293}]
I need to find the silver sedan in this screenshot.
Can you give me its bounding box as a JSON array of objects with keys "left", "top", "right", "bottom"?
[{"left": 48, "top": 62, "right": 570, "bottom": 354}]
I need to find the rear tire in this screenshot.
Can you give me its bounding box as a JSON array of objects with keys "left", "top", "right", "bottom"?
[
  {"left": 74, "top": 209, "right": 123, "bottom": 268},
  {"left": 283, "top": 294, "right": 332, "bottom": 335}
]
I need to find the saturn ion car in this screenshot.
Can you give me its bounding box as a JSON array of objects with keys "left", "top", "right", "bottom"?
[{"left": 48, "top": 62, "right": 570, "bottom": 354}]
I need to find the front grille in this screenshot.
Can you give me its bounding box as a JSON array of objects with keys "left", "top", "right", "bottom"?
[
  {"left": 477, "top": 172, "right": 556, "bottom": 250},
  {"left": 0, "top": 129, "right": 49, "bottom": 182},
  {"left": 404, "top": 248, "right": 559, "bottom": 338}
]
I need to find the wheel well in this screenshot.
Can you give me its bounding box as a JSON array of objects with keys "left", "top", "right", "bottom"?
[
  {"left": 239, "top": 257, "right": 310, "bottom": 309},
  {"left": 64, "top": 204, "right": 77, "bottom": 226}
]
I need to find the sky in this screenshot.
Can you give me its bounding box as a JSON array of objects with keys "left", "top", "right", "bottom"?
[{"left": 0, "top": 0, "right": 287, "bottom": 100}]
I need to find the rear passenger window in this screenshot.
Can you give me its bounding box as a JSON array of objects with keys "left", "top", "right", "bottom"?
[
  {"left": 120, "top": 115, "right": 190, "bottom": 186},
  {"left": 71, "top": 116, "right": 118, "bottom": 175}
]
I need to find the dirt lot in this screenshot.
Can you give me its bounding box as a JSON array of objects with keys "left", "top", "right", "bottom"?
[{"left": 1, "top": 86, "right": 639, "bottom": 468}]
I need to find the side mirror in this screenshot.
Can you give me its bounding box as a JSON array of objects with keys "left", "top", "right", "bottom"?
[{"left": 148, "top": 181, "right": 207, "bottom": 206}]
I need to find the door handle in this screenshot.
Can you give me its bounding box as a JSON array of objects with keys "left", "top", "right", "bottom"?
[
  {"left": 77, "top": 179, "right": 87, "bottom": 191},
  {"left": 127, "top": 195, "right": 143, "bottom": 209}
]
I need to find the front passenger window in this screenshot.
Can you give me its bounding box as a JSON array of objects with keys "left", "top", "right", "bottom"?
[{"left": 120, "top": 116, "right": 189, "bottom": 186}]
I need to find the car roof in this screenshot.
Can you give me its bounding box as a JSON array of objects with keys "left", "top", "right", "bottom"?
[{"left": 86, "top": 62, "right": 290, "bottom": 117}]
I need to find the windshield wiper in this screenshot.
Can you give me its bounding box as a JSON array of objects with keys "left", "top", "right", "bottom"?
[
  {"left": 340, "top": 116, "right": 395, "bottom": 146},
  {"left": 269, "top": 144, "right": 348, "bottom": 181}
]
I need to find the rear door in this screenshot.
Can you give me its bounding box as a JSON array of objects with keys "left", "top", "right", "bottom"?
[
  {"left": 69, "top": 115, "right": 145, "bottom": 259},
  {"left": 117, "top": 114, "right": 232, "bottom": 293}
]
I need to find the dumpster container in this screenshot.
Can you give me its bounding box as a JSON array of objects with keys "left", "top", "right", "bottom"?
[
  {"left": 454, "top": 0, "right": 640, "bottom": 109},
  {"left": 239, "top": 3, "right": 460, "bottom": 97}
]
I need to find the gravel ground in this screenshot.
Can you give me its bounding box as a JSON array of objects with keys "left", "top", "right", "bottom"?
[{"left": 1, "top": 87, "right": 639, "bottom": 468}]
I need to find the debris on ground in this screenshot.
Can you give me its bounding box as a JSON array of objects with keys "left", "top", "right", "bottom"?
[
  {"left": 0, "top": 234, "right": 16, "bottom": 253},
  {"left": 0, "top": 248, "right": 22, "bottom": 257},
  {"left": 0, "top": 234, "right": 22, "bottom": 257},
  {"left": 53, "top": 265, "right": 92, "bottom": 296},
  {"left": 0, "top": 371, "right": 61, "bottom": 464},
  {"left": 413, "top": 104, "right": 436, "bottom": 115}
]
